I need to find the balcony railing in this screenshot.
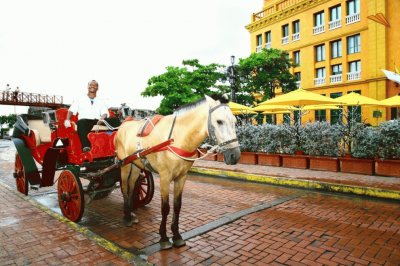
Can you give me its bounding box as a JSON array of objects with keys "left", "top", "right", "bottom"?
[
  {"left": 329, "top": 19, "right": 342, "bottom": 30},
  {"left": 314, "top": 77, "right": 326, "bottom": 86},
  {"left": 282, "top": 36, "right": 289, "bottom": 45},
  {"left": 347, "top": 71, "right": 361, "bottom": 80},
  {"left": 330, "top": 74, "right": 342, "bottom": 83},
  {"left": 252, "top": 0, "right": 303, "bottom": 22},
  {"left": 295, "top": 81, "right": 301, "bottom": 88},
  {"left": 256, "top": 45, "right": 263, "bottom": 53},
  {"left": 265, "top": 42, "right": 271, "bottom": 49},
  {"left": 313, "top": 25, "right": 325, "bottom": 35},
  {"left": 292, "top": 32, "right": 300, "bottom": 41},
  {"left": 346, "top": 13, "right": 360, "bottom": 24}
]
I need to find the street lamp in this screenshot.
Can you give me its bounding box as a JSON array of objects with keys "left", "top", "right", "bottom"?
[{"left": 228, "top": 55, "right": 237, "bottom": 102}]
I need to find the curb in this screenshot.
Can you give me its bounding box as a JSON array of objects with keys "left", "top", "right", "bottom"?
[
  {"left": 190, "top": 167, "right": 400, "bottom": 201},
  {"left": 0, "top": 182, "right": 151, "bottom": 266}
]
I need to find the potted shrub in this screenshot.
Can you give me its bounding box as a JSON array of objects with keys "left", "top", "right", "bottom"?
[
  {"left": 236, "top": 125, "right": 258, "bottom": 164},
  {"left": 256, "top": 124, "right": 282, "bottom": 167},
  {"left": 340, "top": 124, "right": 376, "bottom": 175},
  {"left": 375, "top": 120, "right": 400, "bottom": 177},
  {"left": 302, "top": 122, "right": 342, "bottom": 172},
  {"left": 279, "top": 123, "right": 309, "bottom": 169}
]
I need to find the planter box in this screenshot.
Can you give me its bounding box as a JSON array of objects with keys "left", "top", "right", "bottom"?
[
  {"left": 375, "top": 159, "right": 400, "bottom": 178},
  {"left": 339, "top": 157, "right": 375, "bottom": 175},
  {"left": 239, "top": 152, "right": 258, "bottom": 165},
  {"left": 281, "top": 154, "right": 309, "bottom": 169},
  {"left": 257, "top": 153, "right": 282, "bottom": 167},
  {"left": 309, "top": 156, "right": 339, "bottom": 172},
  {"left": 217, "top": 153, "right": 224, "bottom": 162}
]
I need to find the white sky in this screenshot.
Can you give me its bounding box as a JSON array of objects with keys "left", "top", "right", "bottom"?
[{"left": 0, "top": 0, "right": 261, "bottom": 115}]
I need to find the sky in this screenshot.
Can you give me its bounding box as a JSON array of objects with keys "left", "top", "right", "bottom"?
[{"left": 0, "top": 0, "right": 261, "bottom": 115}]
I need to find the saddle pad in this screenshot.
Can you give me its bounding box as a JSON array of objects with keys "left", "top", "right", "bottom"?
[{"left": 137, "top": 115, "right": 163, "bottom": 137}]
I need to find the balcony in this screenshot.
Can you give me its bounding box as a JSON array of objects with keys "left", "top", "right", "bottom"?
[
  {"left": 330, "top": 74, "right": 342, "bottom": 83},
  {"left": 346, "top": 13, "right": 360, "bottom": 24},
  {"left": 292, "top": 32, "right": 300, "bottom": 41},
  {"left": 295, "top": 81, "right": 301, "bottom": 88},
  {"left": 281, "top": 36, "right": 289, "bottom": 45},
  {"left": 329, "top": 19, "right": 342, "bottom": 30},
  {"left": 256, "top": 45, "right": 262, "bottom": 53},
  {"left": 313, "top": 25, "right": 325, "bottom": 35},
  {"left": 347, "top": 71, "right": 361, "bottom": 81},
  {"left": 314, "top": 77, "right": 326, "bottom": 86},
  {"left": 265, "top": 42, "right": 271, "bottom": 49}
]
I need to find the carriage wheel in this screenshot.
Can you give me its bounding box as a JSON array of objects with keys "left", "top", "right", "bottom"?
[
  {"left": 57, "top": 170, "right": 85, "bottom": 222},
  {"left": 133, "top": 170, "right": 154, "bottom": 209},
  {"left": 15, "top": 154, "right": 28, "bottom": 195}
]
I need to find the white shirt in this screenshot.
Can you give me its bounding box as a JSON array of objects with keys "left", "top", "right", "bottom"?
[{"left": 69, "top": 94, "right": 109, "bottom": 120}]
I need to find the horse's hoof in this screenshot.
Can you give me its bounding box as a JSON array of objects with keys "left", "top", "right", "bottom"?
[
  {"left": 132, "top": 215, "right": 139, "bottom": 224},
  {"left": 123, "top": 217, "right": 133, "bottom": 227},
  {"left": 159, "top": 241, "right": 173, "bottom": 250},
  {"left": 173, "top": 239, "right": 186, "bottom": 247}
]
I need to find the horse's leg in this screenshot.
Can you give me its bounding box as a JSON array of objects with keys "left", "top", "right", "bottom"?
[
  {"left": 120, "top": 164, "right": 140, "bottom": 226},
  {"left": 159, "top": 175, "right": 172, "bottom": 250},
  {"left": 171, "top": 176, "right": 187, "bottom": 247}
]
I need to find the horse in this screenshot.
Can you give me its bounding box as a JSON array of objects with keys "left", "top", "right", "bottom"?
[{"left": 114, "top": 95, "right": 240, "bottom": 249}]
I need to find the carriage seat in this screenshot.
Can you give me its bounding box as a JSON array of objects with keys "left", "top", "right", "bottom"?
[
  {"left": 27, "top": 119, "right": 52, "bottom": 146},
  {"left": 90, "top": 124, "right": 110, "bottom": 131}
]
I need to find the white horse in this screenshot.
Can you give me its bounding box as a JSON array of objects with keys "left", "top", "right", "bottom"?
[{"left": 114, "top": 95, "right": 240, "bottom": 249}]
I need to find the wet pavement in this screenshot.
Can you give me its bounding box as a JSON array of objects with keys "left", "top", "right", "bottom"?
[{"left": 1, "top": 139, "right": 400, "bottom": 265}]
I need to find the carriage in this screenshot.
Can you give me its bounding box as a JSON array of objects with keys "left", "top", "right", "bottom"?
[{"left": 11, "top": 107, "right": 161, "bottom": 222}]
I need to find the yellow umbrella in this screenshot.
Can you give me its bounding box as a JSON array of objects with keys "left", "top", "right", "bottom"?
[
  {"left": 252, "top": 104, "right": 298, "bottom": 112},
  {"left": 228, "top": 102, "right": 252, "bottom": 111},
  {"left": 335, "top": 92, "right": 382, "bottom": 106},
  {"left": 259, "top": 88, "right": 340, "bottom": 106},
  {"left": 261, "top": 110, "right": 291, "bottom": 114},
  {"left": 303, "top": 104, "right": 340, "bottom": 110},
  {"left": 231, "top": 110, "right": 257, "bottom": 115},
  {"left": 379, "top": 95, "right": 400, "bottom": 107}
]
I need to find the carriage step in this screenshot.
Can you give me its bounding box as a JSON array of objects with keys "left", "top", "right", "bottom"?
[{"left": 30, "top": 185, "right": 40, "bottom": 191}]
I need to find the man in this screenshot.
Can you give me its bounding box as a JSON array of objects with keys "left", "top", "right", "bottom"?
[{"left": 64, "top": 80, "right": 118, "bottom": 152}]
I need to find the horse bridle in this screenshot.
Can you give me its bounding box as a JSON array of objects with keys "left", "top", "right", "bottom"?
[{"left": 207, "top": 104, "right": 239, "bottom": 153}]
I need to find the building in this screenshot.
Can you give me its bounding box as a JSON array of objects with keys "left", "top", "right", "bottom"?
[{"left": 246, "top": 0, "right": 400, "bottom": 125}]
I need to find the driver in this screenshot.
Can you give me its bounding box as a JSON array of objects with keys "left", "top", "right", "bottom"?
[{"left": 64, "top": 80, "right": 118, "bottom": 152}]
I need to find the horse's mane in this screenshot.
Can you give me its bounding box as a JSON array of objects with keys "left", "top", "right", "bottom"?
[{"left": 173, "top": 97, "right": 207, "bottom": 116}]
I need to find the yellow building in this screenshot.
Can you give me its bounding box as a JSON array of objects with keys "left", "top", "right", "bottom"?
[{"left": 246, "top": 0, "right": 400, "bottom": 125}]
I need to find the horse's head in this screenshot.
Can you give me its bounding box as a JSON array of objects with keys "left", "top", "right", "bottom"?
[{"left": 205, "top": 95, "right": 240, "bottom": 165}]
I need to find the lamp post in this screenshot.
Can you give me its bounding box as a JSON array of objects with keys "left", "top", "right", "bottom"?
[{"left": 228, "top": 55, "right": 237, "bottom": 102}]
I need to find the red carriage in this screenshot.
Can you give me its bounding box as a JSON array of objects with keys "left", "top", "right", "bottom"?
[{"left": 11, "top": 107, "right": 161, "bottom": 222}]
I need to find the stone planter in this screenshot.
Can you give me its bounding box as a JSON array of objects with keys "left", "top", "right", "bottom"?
[
  {"left": 309, "top": 156, "right": 339, "bottom": 172},
  {"left": 375, "top": 159, "right": 400, "bottom": 178},
  {"left": 257, "top": 153, "right": 282, "bottom": 167},
  {"left": 339, "top": 157, "right": 375, "bottom": 175},
  {"left": 281, "top": 154, "right": 309, "bottom": 169},
  {"left": 239, "top": 152, "right": 258, "bottom": 165}
]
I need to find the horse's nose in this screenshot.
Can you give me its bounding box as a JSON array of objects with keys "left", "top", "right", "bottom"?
[{"left": 223, "top": 147, "right": 241, "bottom": 165}]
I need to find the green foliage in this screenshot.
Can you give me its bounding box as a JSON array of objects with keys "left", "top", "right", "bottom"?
[
  {"left": 377, "top": 120, "right": 400, "bottom": 159},
  {"left": 0, "top": 114, "right": 17, "bottom": 127},
  {"left": 351, "top": 126, "right": 379, "bottom": 159},
  {"left": 238, "top": 48, "right": 298, "bottom": 104},
  {"left": 302, "top": 122, "right": 344, "bottom": 157},
  {"left": 141, "top": 59, "right": 227, "bottom": 114}
]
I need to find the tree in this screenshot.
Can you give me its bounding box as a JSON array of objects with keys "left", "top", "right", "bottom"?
[
  {"left": 238, "top": 48, "right": 298, "bottom": 104},
  {"left": 141, "top": 59, "right": 228, "bottom": 115},
  {"left": 0, "top": 114, "right": 16, "bottom": 138}
]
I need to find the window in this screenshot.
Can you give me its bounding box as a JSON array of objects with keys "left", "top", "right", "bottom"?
[
  {"left": 265, "top": 31, "right": 271, "bottom": 48},
  {"left": 332, "top": 64, "right": 342, "bottom": 75},
  {"left": 283, "top": 113, "right": 291, "bottom": 125},
  {"left": 349, "top": 60, "right": 361, "bottom": 72},
  {"left": 391, "top": 107, "right": 399, "bottom": 120},
  {"left": 282, "top": 24, "right": 289, "bottom": 44},
  {"left": 330, "top": 5, "right": 341, "bottom": 21},
  {"left": 347, "top": 90, "right": 361, "bottom": 123},
  {"left": 292, "top": 20, "right": 300, "bottom": 41},
  {"left": 315, "top": 44, "right": 325, "bottom": 62},
  {"left": 347, "top": 34, "right": 360, "bottom": 54},
  {"left": 265, "top": 114, "right": 276, "bottom": 125},
  {"left": 347, "top": 0, "right": 360, "bottom": 15},
  {"left": 293, "top": 51, "right": 300, "bottom": 65},
  {"left": 256, "top": 34, "right": 262, "bottom": 52},
  {"left": 331, "top": 40, "right": 342, "bottom": 58},
  {"left": 315, "top": 110, "right": 326, "bottom": 122},
  {"left": 316, "top": 67, "right": 326, "bottom": 78},
  {"left": 313, "top": 11, "right": 325, "bottom": 34},
  {"left": 295, "top": 72, "right": 301, "bottom": 88},
  {"left": 330, "top": 92, "right": 343, "bottom": 125}
]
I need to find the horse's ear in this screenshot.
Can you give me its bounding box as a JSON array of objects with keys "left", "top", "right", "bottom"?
[{"left": 208, "top": 93, "right": 229, "bottom": 104}]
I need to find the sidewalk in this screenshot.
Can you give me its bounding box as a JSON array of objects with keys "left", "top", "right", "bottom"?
[{"left": 191, "top": 160, "right": 400, "bottom": 200}]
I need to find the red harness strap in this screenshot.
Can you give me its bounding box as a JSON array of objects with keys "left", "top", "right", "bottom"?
[{"left": 158, "top": 145, "right": 198, "bottom": 158}]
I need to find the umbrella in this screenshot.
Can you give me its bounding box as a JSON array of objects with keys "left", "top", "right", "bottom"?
[
  {"left": 335, "top": 92, "right": 382, "bottom": 106},
  {"left": 303, "top": 104, "right": 340, "bottom": 110},
  {"left": 252, "top": 104, "right": 298, "bottom": 112},
  {"left": 261, "top": 110, "right": 291, "bottom": 114},
  {"left": 228, "top": 102, "right": 253, "bottom": 111},
  {"left": 379, "top": 95, "right": 400, "bottom": 107},
  {"left": 259, "top": 88, "right": 340, "bottom": 106},
  {"left": 231, "top": 110, "right": 258, "bottom": 115}
]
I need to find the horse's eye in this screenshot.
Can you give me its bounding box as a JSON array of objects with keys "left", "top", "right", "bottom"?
[{"left": 217, "top": 120, "right": 223, "bottom": 125}]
